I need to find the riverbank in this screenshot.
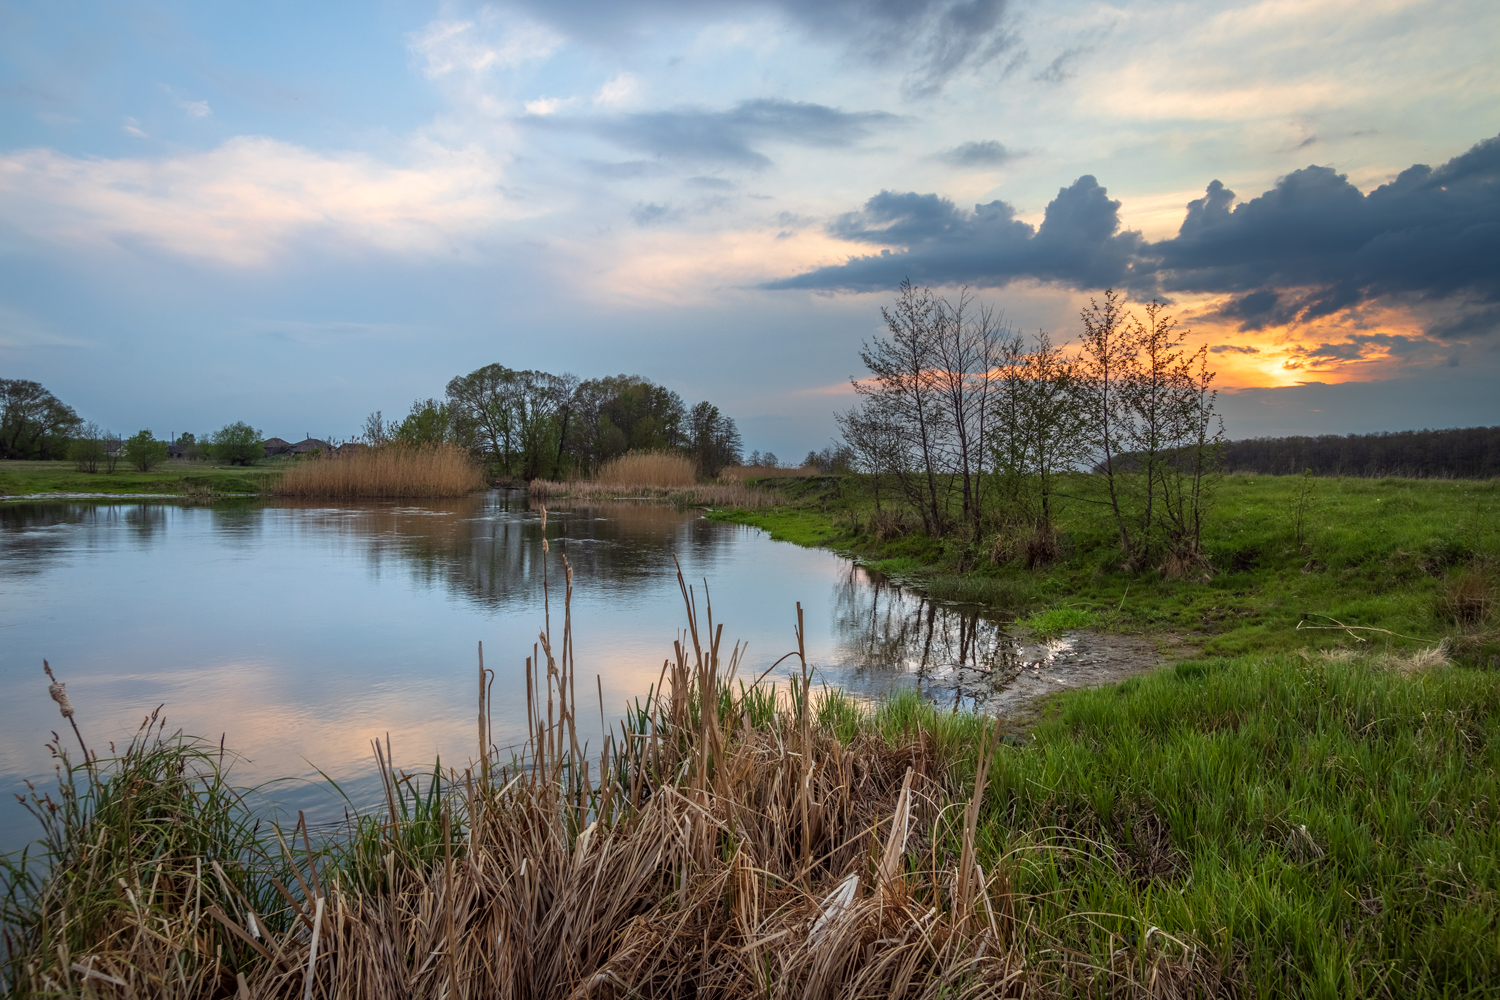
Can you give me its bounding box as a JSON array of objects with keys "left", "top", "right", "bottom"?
[
  {"left": 709, "top": 472, "right": 1499, "bottom": 663},
  {"left": 6, "top": 575, "right": 1497, "bottom": 997},
  {"left": 0, "top": 459, "right": 280, "bottom": 498}
]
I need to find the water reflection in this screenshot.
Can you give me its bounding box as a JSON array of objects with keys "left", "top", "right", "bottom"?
[
  {"left": 2, "top": 492, "right": 1103, "bottom": 853},
  {"left": 830, "top": 568, "right": 1024, "bottom": 708}
]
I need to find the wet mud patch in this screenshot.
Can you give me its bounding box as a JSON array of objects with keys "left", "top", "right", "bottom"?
[{"left": 928, "top": 629, "right": 1199, "bottom": 721}]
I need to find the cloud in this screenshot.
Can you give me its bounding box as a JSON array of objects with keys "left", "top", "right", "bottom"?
[
  {"left": 122, "top": 116, "right": 147, "bottom": 138},
  {"left": 579, "top": 98, "right": 900, "bottom": 168},
  {"left": 937, "top": 140, "right": 1016, "bottom": 168},
  {"left": 1156, "top": 134, "right": 1500, "bottom": 334},
  {"left": 410, "top": 15, "right": 563, "bottom": 78},
  {"left": 763, "top": 176, "right": 1145, "bottom": 291},
  {"left": 523, "top": 96, "right": 576, "bottom": 115},
  {"left": 163, "top": 85, "right": 212, "bottom": 118},
  {"left": 501, "top": 0, "right": 1019, "bottom": 97},
  {"left": 0, "top": 137, "right": 520, "bottom": 266},
  {"left": 594, "top": 73, "right": 641, "bottom": 108},
  {"left": 769, "top": 133, "right": 1500, "bottom": 342}
]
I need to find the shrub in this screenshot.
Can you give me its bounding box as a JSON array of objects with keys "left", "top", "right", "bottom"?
[
  {"left": 208, "top": 422, "right": 263, "bottom": 466},
  {"left": 121, "top": 430, "right": 168, "bottom": 472}
]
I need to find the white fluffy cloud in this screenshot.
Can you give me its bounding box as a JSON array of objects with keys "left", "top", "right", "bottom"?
[{"left": 0, "top": 138, "right": 523, "bottom": 266}]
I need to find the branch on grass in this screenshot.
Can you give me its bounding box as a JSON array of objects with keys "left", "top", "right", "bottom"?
[{"left": 1296, "top": 614, "right": 1432, "bottom": 644}]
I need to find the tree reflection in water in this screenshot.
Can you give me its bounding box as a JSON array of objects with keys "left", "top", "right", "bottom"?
[{"left": 831, "top": 565, "right": 1024, "bottom": 709}]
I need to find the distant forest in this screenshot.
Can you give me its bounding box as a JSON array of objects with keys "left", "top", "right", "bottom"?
[{"left": 1219, "top": 426, "right": 1500, "bottom": 478}]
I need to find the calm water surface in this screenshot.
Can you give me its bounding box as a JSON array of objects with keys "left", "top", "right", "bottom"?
[{"left": 0, "top": 491, "right": 1024, "bottom": 850}]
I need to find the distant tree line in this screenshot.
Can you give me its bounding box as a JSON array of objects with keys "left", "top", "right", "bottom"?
[
  {"left": 1212, "top": 427, "right": 1500, "bottom": 479},
  {"left": 365, "top": 367, "right": 743, "bottom": 478},
  {"left": 838, "top": 284, "right": 1223, "bottom": 573}
]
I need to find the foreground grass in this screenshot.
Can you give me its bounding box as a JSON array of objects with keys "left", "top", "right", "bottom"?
[
  {"left": 0, "top": 459, "right": 280, "bottom": 497},
  {"left": 712, "top": 473, "right": 1500, "bottom": 661},
  {"left": 6, "top": 643, "right": 1496, "bottom": 997}
]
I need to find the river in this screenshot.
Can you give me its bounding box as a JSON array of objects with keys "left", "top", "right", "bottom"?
[{"left": 1, "top": 490, "right": 1119, "bottom": 852}]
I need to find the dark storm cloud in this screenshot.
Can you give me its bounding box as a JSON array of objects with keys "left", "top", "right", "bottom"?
[
  {"left": 938, "top": 140, "right": 1016, "bottom": 167},
  {"left": 770, "top": 133, "right": 1500, "bottom": 339},
  {"left": 503, "top": 0, "right": 1017, "bottom": 97},
  {"left": 1158, "top": 134, "right": 1500, "bottom": 330},
  {"left": 576, "top": 99, "right": 900, "bottom": 168},
  {"left": 764, "top": 176, "right": 1146, "bottom": 291}
]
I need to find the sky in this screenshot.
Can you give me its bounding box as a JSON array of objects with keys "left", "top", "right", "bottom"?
[{"left": 1, "top": 0, "right": 1497, "bottom": 455}]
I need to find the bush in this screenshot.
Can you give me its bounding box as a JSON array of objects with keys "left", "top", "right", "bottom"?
[
  {"left": 122, "top": 430, "right": 168, "bottom": 472},
  {"left": 67, "top": 422, "right": 107, "bottom": 473},
  {"left": 208, "top": 422, "right": 262, "bottom": 466}
]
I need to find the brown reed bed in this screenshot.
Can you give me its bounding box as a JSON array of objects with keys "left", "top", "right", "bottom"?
[
  {"left": 3, "top": 558, "right": 1225, "bottom": 1000},
  {"left": 530, "top": 477, "right": 786, "bottom": 508},
  {"left": 273, "top": 443, "right": 484, "bottom": 499},
  {"left": 595, "top": 450, "right": 697, "bottom": 488}
]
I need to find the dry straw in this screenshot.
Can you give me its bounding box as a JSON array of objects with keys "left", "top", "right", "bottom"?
[
  {"left": 273, "top": 443, "right": 484, "bottom": 499},
  {"left": 595, "top": 450, "right": 696, "bottom": 488}
]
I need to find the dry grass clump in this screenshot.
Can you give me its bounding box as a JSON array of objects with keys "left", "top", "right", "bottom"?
[
  {"left": 596, "top": 450, "right": 697, "bottom": 488},
  {"left": 719, "top": 464, "right": 820, "bottom": 481},
  {"left": 530, "top": 478, "right": 786, "bottom": 508},
  {"left": 4, "top": 565, "right": 1220, "bottom": 999},
  {"left": 274, "top": 443, "right": 484, "bottom": 498},
  {"left": 1441, "top": 564, "right": 1500, "bottom": 668}
]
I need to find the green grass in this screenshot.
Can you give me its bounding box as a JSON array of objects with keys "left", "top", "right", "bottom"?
[
  {"left": 0, "top": 459, "right": 282, "bottom": 497},
  {"left": 1016, "top": 605, "right": 1097, "bottom": 636},
  {"left": 863, "top": 651, "right": 1500, "bottom": 996},
  {"left": 710, "top": 473, "right": 1500, "bottom": 659}
]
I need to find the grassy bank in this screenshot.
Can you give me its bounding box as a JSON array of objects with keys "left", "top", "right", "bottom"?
[
  {"left": 0, "top": 459, "right": 281, "bottom": 498},
  {"left": 710, "top": 473, "right": 1500, "bottom": 663},
  {"left": 5, "top": 574, "right": 1497, "bottom": 998}
]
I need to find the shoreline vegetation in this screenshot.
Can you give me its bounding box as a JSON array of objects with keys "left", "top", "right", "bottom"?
[
  {"left": 5, "top": 562, "right": 1498, "bottom": 997},
  {"left": 272, "top": 442, "right": 484, "bottom": 499}
]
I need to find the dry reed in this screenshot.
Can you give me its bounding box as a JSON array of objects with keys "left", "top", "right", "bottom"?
[
  {"left": 595, "top": 450, "right": 697, "bottom": 488},
  {"left": 273, "top": 443, "right": 484, "bottom": 499},
  {"left": 5, "top": 560, "right": 1222, "bottom": 998}
]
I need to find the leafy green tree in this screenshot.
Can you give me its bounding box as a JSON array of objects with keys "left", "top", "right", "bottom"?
[
  {"left": 0, "top": 379, "right": 82, "bottom": 459},
  {"left": 687, "top": 401, "right": 742, "bottom": 477},
  {"left": 394, "top": 398, "right": 458, "bottom": 447},
  {"left": 209, "top": 422, "right": 263, "bottom": 465},
  {"left": 122, "top": 430, "right": 169, "bottom": 471}
]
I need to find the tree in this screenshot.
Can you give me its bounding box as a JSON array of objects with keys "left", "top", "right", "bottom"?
[
  {"left": 209, "top": 422, "right": 263, "bottom": 466},
  {"left": 68, "top": 422, "right": 107, "bottom": 473},
  {"left": 687, "top": 401, "right": 742, "bottom": 476},
  {"left": 1076, "top": 289, "right": 1139, "bottom": 558},
  {"left": 394, "top": 398, "right": 455, "bottom": 447},
  {"left": 855, "top": 281, "right": 951, "bottom": 535},
  {"left": 446, "top": 364, "right": 519, "bottom": 468},
  {"left": 837, "top": 399, "right": 906, "bottom": 512},
  {"left": 991, "top": 331, "right": 1087, "bottom": 565},
  {"left": 361, "top": 411, "right": 393, "bottom": 446},
  {"left": 122, "top": 430, "right": 168, "bottom": 471},
  {"left": 0, "top": 379, "right": 82, "bottom": 459}
]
